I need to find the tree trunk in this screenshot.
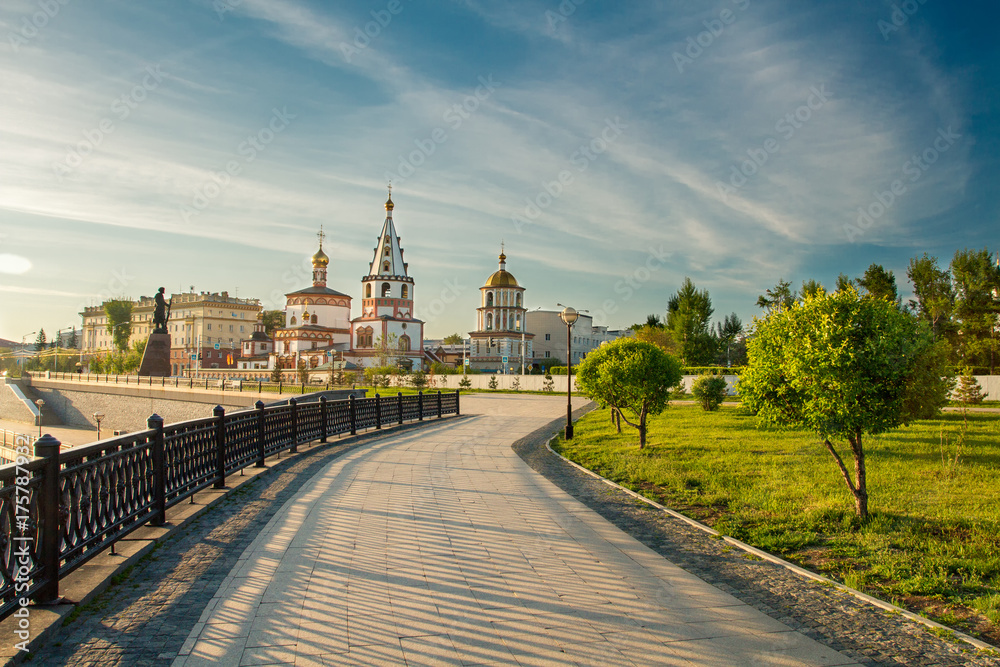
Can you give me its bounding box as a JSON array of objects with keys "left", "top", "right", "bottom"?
[
  {"left": 638, "top": 405, "right": 647, "bottom": 449},
  {"left": 615, "top": 409, "right": 621, "bottom": 433},
  {"left": 848, "top": 431, "right": 869, "bottom": 520}
]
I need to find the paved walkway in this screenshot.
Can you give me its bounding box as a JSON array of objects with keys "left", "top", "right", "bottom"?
[{"left": 172, "top": 395, "right": 855, "bottom": 666}]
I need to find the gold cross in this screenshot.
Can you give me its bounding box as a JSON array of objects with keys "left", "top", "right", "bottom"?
[{"left": 317, "top": 225, "right": 325, "bottom": 248}]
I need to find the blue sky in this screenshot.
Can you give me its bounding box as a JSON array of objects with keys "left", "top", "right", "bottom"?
[{"left": 1, "top": 0, "right": 998, "bottom": 343}]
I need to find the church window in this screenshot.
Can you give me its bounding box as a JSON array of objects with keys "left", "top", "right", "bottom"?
[
  {"left": 284, "top": 342, "right": 290, "bottom": 353},
  {"left": 311, "top": 314, "right": 318, "bottom": 324},
  {"left": 399, "top": 335, "right": 410, "bottom": 351},
  {"left": 381, "top": 283, "right": 391, "bottom": 297},
  {"left": 486, "top": 292, "right": 494, "bottom": 307},
  {"left": 366, "top": 284, "right": 372, "bottom": 298},
  {"left": 312, "top": 342, "right": 317, "bottom": 349},
  {"left": 401, "top": 285, "right": 408, "bottom": 299},
  {"left": 383, "top": 261, "right": 390, "bottom": 273},
  {"left": 290, "top": 315, "right": 297, "bottom": 325},
  {"left": 509, "top": 314, "right": 515, "bottom": 330},
  {"left": 486, "top": 313, "right": 493, "bottom": 330},
  {"left": 516, "top": 315, "right": 521, "bottom": 331},
  {"left": 384, "top": 247, "right": 391, "bottom": 257},
  {"left": 516, "top": 293, "right": 522, "bottom": 307}
]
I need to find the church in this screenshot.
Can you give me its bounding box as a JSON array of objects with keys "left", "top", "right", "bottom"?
[{"left": 268, "top": 189, "right": 425, "bottom": 373}]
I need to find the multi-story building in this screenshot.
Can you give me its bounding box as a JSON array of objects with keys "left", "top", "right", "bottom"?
[
  {"left": 80, "top": 291, "right": 263, "bottom": 376},
  {"left": 525, "top": 311, "right": 629, "bottom": 368}
]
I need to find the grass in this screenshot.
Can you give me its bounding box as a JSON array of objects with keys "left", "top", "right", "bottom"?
[{"left": 553, "top": 404, "right": 1000, "bottom": 644}]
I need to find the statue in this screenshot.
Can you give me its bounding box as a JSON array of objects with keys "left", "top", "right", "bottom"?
[{"left": 152, "top": 287, "right": 171, "bottom": 333}]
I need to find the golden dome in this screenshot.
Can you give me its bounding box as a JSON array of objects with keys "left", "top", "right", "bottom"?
[
  {"left": 385, "top": 194, "right": 394, "bottom": 211},
  {"left": 486, "top": 270, "right": 518, "bottom": 287},
  {"left": 311, "top": 247, "right": 329, "bottom": 268}
]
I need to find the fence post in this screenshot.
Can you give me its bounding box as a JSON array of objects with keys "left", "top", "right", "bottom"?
[
  {"left": 375, "top": 394, "right": 381, "bottom": 430},
  {"left": 456, "top": 389, "right": 461, "bottom": 416},
  {"left": 418, "top": 391, "right": 423, "bottom": 421},
  {"left": 214, "top": 405, "right": 226, "bottom": 489},
  {"left": 34, "top": 434, "right": 61, "bottom": 604},
  {"left": 397, "top": 392, "right": 403, "bottom": 425},
  {"left": 289, "top": 397, "right": 298, "bottom": 453},
  {"left": 437, "top": 390, "right": 442, "bottom": 419},
  {"left": 349, "top": 395, "right": 357, "bottom": 435},
  {"left": 255, "top": 400, "right": 266, "bottom": 467},
  {"left": 278, "top": 379, "right": 282, "bottom": 394},
  {"left": 258, "top": 379, "right": 262, "bottom": 393},
  {"left": 148, "top": 414, "right": 166, "bottom": 527},
  {"left": 320, "top": 396, "right": 328, "bottom": 442}
]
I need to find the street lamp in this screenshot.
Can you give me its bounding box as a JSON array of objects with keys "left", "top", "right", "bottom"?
[
  {"left": 557, "top": 304, "right": 580, "bottom": 440},
  {"left": 35, "top": 399, "right": 44, "bottom": 438},
  {"left": 94, "top": 411, "right": 105, "bottom": 440}
]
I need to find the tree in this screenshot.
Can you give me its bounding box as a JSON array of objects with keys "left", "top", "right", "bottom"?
[
  {"left": 855, "top": 263, "right": 899, "bottom": 305},
  {"left": 34, "top": 329, "right": 47, "bottom": 352},
  {"left": 667, "top": 278, "right": 715, "bottom": 365},
  {"left": 799, "top": 279, "right": 826, "bottom": 300},
  {"left": 374, "top": 333, "right": 401, "bottom": 368},
  {"left": 632, "top": 325, "right": 680, "bottom": 356},
  {"left": 262, "top": 310, "right": 286, "bottom": 338},
  {"left": 443, "top": 333, "right": 464, "bottom": 345},
  {"left": 459, "top": 375, "right": 472, "bottom": 389},
  {"left": 900, "top": 337, "right": 955, "bottom": 421},
  {"left": 835, "top": 273, "right": 852, "bottom": 292},
  {"left": 951, "top": 248, "right": 1000, "bottom": 372},
  {"left": 410, "top": 370, "right": 427, "bottom": 389},
  {"left": 711, "top": 313, "right": 743, "bottom": 367},
  {"left": 691, "top": 373, "right": 728, "bottom": 411},
  {"left": 907, "top": 254, "right": 956, "bottom": 343},
  {"left": 644, "top": 314, "right": 664, "bottom": 328},
  {"left": 954, "top": 367, "right": 986, "bottom": 406},
  {"left": 104, "top": 300, "right": 133, "bottom": 353},
  {"left": 67, "top": 329, "right": 78, "bottom": 349},
  {"left": 488, "top": 376, "right": 498, "bottom": 390},
  {"left": 756, "top": 279, "right": 796, "bottom": 314},
  {"left": 297, "top": 358, "right": 308, "bottom": 384},
  {"left": 575, "top": 338, "right": 683, "bottom": 448},
  {"left": 542, "top": 373, "right": 554, "bottom": 392},
  {"left": 740, "top": 288, "right": 936, "bottom": 520}
]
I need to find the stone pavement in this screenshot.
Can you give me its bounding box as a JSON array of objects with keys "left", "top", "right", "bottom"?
[{"left": 24, "top": 394, "right": 989, "bottom": 666}]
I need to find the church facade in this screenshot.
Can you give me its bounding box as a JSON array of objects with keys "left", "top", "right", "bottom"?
[
  {"left": 268, "top": 190, "right": 425, "bottom": 373},
  {"left": 468, "top": 249, "right": 534, "bottom": 373}
]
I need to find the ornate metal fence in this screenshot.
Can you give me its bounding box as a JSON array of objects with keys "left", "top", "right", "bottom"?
[{"left": 0, "top": 390, "right": 459, "bottom": 620}]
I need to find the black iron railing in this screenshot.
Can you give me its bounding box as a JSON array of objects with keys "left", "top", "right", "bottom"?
[{"left": 0, "top": 390, "right": 460, "bottom": 620}]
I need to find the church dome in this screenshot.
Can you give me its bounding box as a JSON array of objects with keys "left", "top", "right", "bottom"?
[
  {"left": 486, "top": 270, "right": 519, "bottom": 287},
  {"left": 312, "top": 247, "right": 329, "bottom": 268}
]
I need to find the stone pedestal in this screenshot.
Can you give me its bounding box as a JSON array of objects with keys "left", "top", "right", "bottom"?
[{"left": 139, "top": 333, "right": 172, "bottom": 377}]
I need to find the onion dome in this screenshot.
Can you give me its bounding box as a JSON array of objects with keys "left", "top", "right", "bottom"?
[{"left": 486, "top": 250, "right": 518, "bottom": 287}]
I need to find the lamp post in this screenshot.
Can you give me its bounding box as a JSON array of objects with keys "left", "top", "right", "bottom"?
[
  {"left": 35, "top": 399, "right": 44, "bottom": 438},
  {"left": 94, "top": 411, "right": 104, "bottom": 440},
  {"left": 557, "top": 305, "right": 580, "bottom": 440}
]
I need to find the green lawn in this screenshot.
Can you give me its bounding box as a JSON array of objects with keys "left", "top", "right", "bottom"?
[{"left": 553, "top": 404, "right": 1000, "bottom": 643}]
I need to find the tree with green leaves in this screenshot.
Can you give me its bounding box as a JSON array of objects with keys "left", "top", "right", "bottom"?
[
  {"left": 691, "top": 373, "right": 728, "bottom": 411},
  {"left": 632, "top": 324, "right": 680, "bottom": 356},
  {"left": 667, "top": 278, "right": 715, "bottom": 365},
  {"left": 835, "top": 273, "right": 853, "bottom": 292},
  {"left": 443, "top": 333, "right": 464, "bottom": 345},
  {"left": 270, "top": 364, "right": 283, "bottom": 383},
  {"left": 954, "top": 367, "right": 986, "bottom": 406},
  {"left": 297, "top": 358, "right": 309, "bottom": 384},
  {"left": 855, "top": 263, "right": 900, "bottom": 305},
  {"left": 34, "top": 329, "right": 47, "bottom": 352},
  {"left": 951, "top": 248, "right": 1000, "bottom": 373},
  {"left": 488, "top": 376, "right": 498, "bottom": 390},
  {"left": 575, "top": 338, "right": 683, "bottom": 448},
  {"left": 261, "top": 310, "right": 286, "bottom": 338},
  {"left": 67, "top": 329, "right": 78, "bottom": 349},
  {"left": 410, "top": 370, "right": 427, "bottom": 389},
  {"left": 104, "top": 300, "right": 133, "bottom": 353},
  {"left": 459, "top": 375, "right": 472, "bottom": 389},
  {"left": 740, "top": 288, "right": 938, "bottom": 520},
  {"left": 907, "top": 254, "right": 956, "bottom": 343},
  {"left": 374, "top": 333, "right": 401, "bottom": 368},
  {"left": 799, "top": 279, "right": 826, "bottom": 300},
  {"left": 711, "top": 313, "right": 743, "bottom": 367},
  {"left": 756, "top": 279, "right": 796, "bottom": 314}
]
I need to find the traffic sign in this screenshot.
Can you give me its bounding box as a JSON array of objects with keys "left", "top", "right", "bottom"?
[
  {"left": 190, "top": 354, "right": 197, "bottom": 360},
  {"left": 464, "top": 358, "right": 470, "bottom": 365},
  {"left": 501, "top": 356, "right": 508, "bottom": 363},
  {"left": 214, "top": 343, "right": 221, "bottom": 350}
]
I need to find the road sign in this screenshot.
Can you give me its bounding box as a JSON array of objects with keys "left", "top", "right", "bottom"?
[
  {"left": 464, "top": 358, "right": 470, "bottom": 365},
  {"left": 501, "top": 356, "right": 508, "bottom": 363},
  {"left": 190, "top": 354, "right": 197, "bottom": 360},
  {"left": 214, "top": 343, "right": 221, "bottom": 350}
]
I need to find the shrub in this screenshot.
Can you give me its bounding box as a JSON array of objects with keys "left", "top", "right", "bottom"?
[
  {"left": 691, "top": 373, "right": 728, "bottom": 411},
  {"left": 410, "top": 370, "right": 427, "bottom": 389},
  {"left": 542, "top": 373, "right": 554, "bottom": 392},
  {"left": 459, "top": 375, "right": 472, "bottom": 389},
  {"left": 488, "top": 376, "right": 498, "bottom": 390}
]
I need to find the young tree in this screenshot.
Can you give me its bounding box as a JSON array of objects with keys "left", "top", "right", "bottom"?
[
  {"left": 855, "top": 263, "right": 900, "bottom": 305},
  {"left": 459, "top": 375, "right": 472, "bottom": 389},
  {"left": 261, "top": 310, "right": 286, "bottom": 338},
  {"left": 374, "top": 333, "right": 401, "bottom": 368},
  {"left": 297, "top": 358, "right": 309, "bottom": 384},
  {"left": 443, "top": 333, "right": 464, "bottom": 345},
  {"left": 575, "top": 338, "right": 683, "bottom": 448},
  {"left": 691, "top": 373, "right": 728, "bottom": 411},
  {"left": 270, "top": 364, "right": 283, "bottom": 383},
  {"left": 667, "top": 278, "right": 715, "bottom": 365},
  {"left": 488, "top": 376, "right": 498, "bottom": 390},
  {"left": 954, "top": 367, "right": 987, "bottom": 406},
  {"left": 740, "top": 288, "right": 936, "bottom": 520},
  {"left": 542, "top": 373, "right": 554, "bottom": 392},
  {"left": 756, "top": 279, "right": 796, "bottom": 314},
  {"left": 104, "top": 300, "right": 133, "bottom": 353},
  {"left": 950, "top": 248, "right": 1000, "bottom": 372},
  {"left": 67, "top": 328, "right": 78, "bottom": 349},
  {"left": 511, "top": 375, "right": 521, "bottom": 391},
  {"left": 34, "top": 329, "right": 47, "bottom": 352},
  {"left": 410, "top": 370, "right": 427, "bottom": 389},
  {"left": 906, "top": 254, "right": 956, "bottom": 343}
]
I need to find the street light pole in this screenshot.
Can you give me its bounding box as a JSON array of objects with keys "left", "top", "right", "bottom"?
[{"left": 557, "top": 305, "right": 579, "bottom": 440}]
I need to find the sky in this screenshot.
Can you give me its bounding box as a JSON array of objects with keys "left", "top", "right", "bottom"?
[{"left": 1, "top": 0, "right": 998, "bottom": 343}]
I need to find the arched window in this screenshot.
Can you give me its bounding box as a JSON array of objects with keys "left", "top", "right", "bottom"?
[
  {"left": 509, "top": 314, "right": 515, "bottom": 330},
  {"left": 290, "top": 315, "right": 297, "bottom": 325},
  {"left": 486, "top": 292, "right": 493, "bottom": 307},
  {"left": 516, "top": 293, "right": 522, "bottom": 307},
  {"left": 283, "top": 342, "right": 290, "bottom": 353},
  {"left": 399, "top": 335, "right": 410, "bottom": 351},
  {"left": 401, "top": 285, "right": 408, "bottom": 299},
  {"left": 365, "top": 284, "right": 372, "bottom": 298},
  {"left": 381, "top": 282, "right": 391, "bottom": 297},
  {"left": 516, "top": 315, "right": 521, "bottom": 331},
  {"left": 384, "top": 247, "right": 390, "bottom": 257},
  {"left": 311, "top": 314, "right": 317, "bottom": 324},
  {"left": 383, "top": 261, "right": 390, "bottom": 273},
  {"left": 486, "top": 313, "right": 493, "bottom": 330}
]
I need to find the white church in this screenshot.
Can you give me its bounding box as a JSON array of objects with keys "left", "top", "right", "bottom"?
[{"left": 268, "top": 189, "right": 426, "bottom": 373}]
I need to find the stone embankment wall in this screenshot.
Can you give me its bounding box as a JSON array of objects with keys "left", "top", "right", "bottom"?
[{"left": 0, "top": 379, "right": 38, "bottom": 423}]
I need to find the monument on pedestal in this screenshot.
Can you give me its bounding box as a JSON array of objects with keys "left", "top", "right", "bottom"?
[{"left": 139, "top": 287, "right": 172, "bottom": 377}]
